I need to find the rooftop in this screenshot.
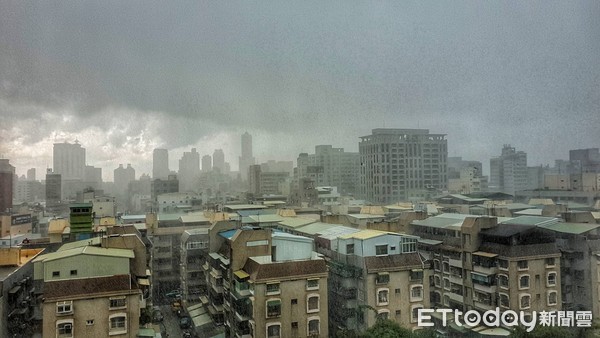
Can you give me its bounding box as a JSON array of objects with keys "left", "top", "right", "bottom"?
[
  {"left": 538, "top": 222, "right": 600, "bottom": 235},
  {"left": 243, "top": 255, "right": 327, "bottom": 282},
  {"left": 43, "top": 274, "right": 134, "bottom": 299},
  {"left": 364, "top": 252, "right": 423, "bottom": 272},
  {"left": 33, "top": 245, "right": 134, "bottom": 263}
]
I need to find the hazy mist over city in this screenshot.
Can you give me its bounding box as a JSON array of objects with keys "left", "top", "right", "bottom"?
[{"left": 1, "top": 1, "right": 599, "bottom": 180}]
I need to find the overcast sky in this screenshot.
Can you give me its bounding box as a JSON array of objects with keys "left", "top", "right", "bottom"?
[{"left": 1, "top": 1, "right": 599, "bottom": 181}]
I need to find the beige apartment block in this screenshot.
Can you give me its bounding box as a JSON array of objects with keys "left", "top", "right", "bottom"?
[{"left": 42, "top": 275, "right": 141, "bottom": 338}]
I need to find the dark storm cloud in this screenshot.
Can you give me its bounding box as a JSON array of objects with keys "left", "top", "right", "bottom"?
[{"left": 1, "top": 1, "right": 599, "bottom": 176}]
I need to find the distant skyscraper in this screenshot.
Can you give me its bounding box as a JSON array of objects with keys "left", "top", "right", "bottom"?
[
  {"left": 27, "top": 168, "right": 36, "bottom": 181},
  {"left": 490, "top": 144, "right": 528, "bottom": 195},
  {"left": 239, "top": 132, "right": 256, "bottom": 181},
  {"left": 114, "top": 164, "right": 136, "bottom": 196},
  {"left": 0, "top": 159, "right": 15, "bottom": 212},
  {"left": 178, "top": 148, "right": 200, "bottom": 192},
  {"left": 153, "top": 148, "right": 170, "bottom": 179},
  {"left": 45, "top": 169, "right": 62, "bottom": 209},
  {"left": 202, "top": 155, "right": 212, "bottom": 172},
  {"left": 213, "top": 149, "right": 225, "bottom": 172},
  {"left": 53, "top": 141, "right": 86, "bottom": 180},
  {"left": 359, "top": 128, "right": 448, "bottom": 203}
]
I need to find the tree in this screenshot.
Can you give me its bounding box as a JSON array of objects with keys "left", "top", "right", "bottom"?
[{"left": 510, "top": 325, "right": 575, "bottom": 338}]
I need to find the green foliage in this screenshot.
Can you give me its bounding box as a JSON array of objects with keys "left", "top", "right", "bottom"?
[{"left": 139, "top": 306, "right": 152, "bottom": 325}]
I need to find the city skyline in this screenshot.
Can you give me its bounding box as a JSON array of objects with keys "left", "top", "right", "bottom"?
[{"left": 1, "top": 2, "right": 599, "bottom": 180}]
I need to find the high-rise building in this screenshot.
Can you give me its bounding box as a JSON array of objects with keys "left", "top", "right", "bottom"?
[
  {"left": 570, "top": 148, "right": 600, "bottom": 173},
  {"left": 489, "top": 145, "right": 528, "bottom": 195},
  {"left": 0, "top": 159, "right": 15, "bottom": 213},
  {"left": 153, "top": 148, "right": 170, "bottom": 179},
  {"left": 239, "top": 132, "right": 256, "bottom": 181},
  {"left": 213, "top": 149, "right": 225, "bottom": 172},
  {"left": 53, "top": 142, "right": 86, "bottom": 181},
  {"left": 202, "top": 155, "right": 212, "bottom": 172},
  {"left": 178, "top": 148, "right": 200, "bottom": 192},
  {"left": 45, "top": 169, "right": 62, "bottom": 212},
  {"left": 359, "top": 129, "right": 448, "bottom": 203},
  {"left": 27, "top": 168, "right": 36, "bottom": 181},
  {"left": 114, "top": 164, "right": 135, "bottom": 196},
  {"left": 311, "top": 145, "right": 360, "bottom": 195}
]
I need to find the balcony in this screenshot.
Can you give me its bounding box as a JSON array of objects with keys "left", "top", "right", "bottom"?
[
  {"left": 449, "top": 275, "right": 463, "bottom": 285},
  {"left": 473, "top": 282, "right": 496, "bottom": 293},
  {"left": 473, "top": 264, "right": 497, "bottom": 275},
  {"left": 211, "top": 283, "right": 223, "bottom": 294},
  {"left": 449, "top": 258, "right": 462, "bottom": 267},
  {"left": 447, "top": 291, "right": 463, "bottom": 303}
]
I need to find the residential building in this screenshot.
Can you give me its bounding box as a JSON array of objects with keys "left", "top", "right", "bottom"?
[
  {"left": 0, "top": 247, "right": 44, "bottom": 337},
  {"left": 114, "top": 164, "right": 136, "bottom": 197},
  {"left": 248, "top": 165, "right": 289, "bottom": 197},
  {"left": 570, "top": 148, "right": 600, "bottom": 173},
  {"left": 448, "top": 167, "right": 488, "bottom": 194},
  {"left": 0, "top": 213, "right": 33, "bottom": 238},
  {"left": 204, "top": 225, "right": 329, "bottom": 338},
  {"left": 151, "top": 175, "right": 179, "bottom": 208},
  {"left": 180, "top": 228, "right": 210, "bottom": 306},
  {"left": 412, "top": 214, "right": 561, "bottom": 335},
  {"left": 489, "top": 145, "right": 528, "bottom": 195},
  {"left": 156, "top": 192, "right": 201, "bottom": 213},
  {"left": 359, "top": 128, "right": 448, "bottom": 204}
]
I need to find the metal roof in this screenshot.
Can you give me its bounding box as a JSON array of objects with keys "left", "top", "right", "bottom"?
[
  {"left": 294, "top": 222, "right": 341, "bottom": 236},
  {"left": 538, "top": 222, "right": 600, "bottom": 235},
  {"left": 219, "top": 229, "right": 237, "bottom": 240},
  {"left": 33, "top": 246, "right": 134, "bottom": 262},
  {"left": 339, "top": 229, "right": 394, "bottom": 240},
  {"left": 513, "top": 208, "right": 544, "bottom": 216},
  {"left": 57, "top": 236, "right": 101, "bottom": 251},
  {"left": 412, "top": 213, "right": 473, "bottom": 228},
  {"left": 500, "top": 215, "right": 558, "bottom": 226},
  {"left": 278, "top": 217, "right": 316, "bottom": 228}
]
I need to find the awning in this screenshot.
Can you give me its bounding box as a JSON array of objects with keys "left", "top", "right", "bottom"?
[
  {"left": 137, "top": 278, "right": 150, "bottom": 286},
  {"left": 200, "top": 295, "right": 209, "bottom": 305},
  {"left": 473, "top": 251, "right": 498, "bottom": 258},
  {"left": 418, "top": 238, "right": 443, "bottom": 245},
  {"left": 9, "top": 285, "right": 22, "bottom": 294},
  {"left": 146, "top": 269, "right": 151, "bottom": 276},
  {"left": 192, "top": 313, "right": 213, "bottom": 328},
  {"left": 377, "top": 272, "right": 389, "bottom": 276},
  {"left": 234, "top": 270, "right": 250, "bottom": 280}
]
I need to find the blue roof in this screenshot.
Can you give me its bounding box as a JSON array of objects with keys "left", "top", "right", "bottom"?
[{"left": 219, "top": 229, "right": 237, "bottom": 240}]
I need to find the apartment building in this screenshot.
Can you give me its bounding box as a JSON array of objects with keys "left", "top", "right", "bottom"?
[
  {"left": 412, "top": 214, "right": 561, "bottom": 335},
  {"left": 359, "top": 128, "right": 448, "bottom": 204},
  {"left": 489, "top": 145, "right": 528, "bottom": 195},
  {"left": 203, "top": 223, "right": 329, "bottom": 338},
  {"left": 180, "top": 228, "right": 210, "bottom": 306},
  {"left": 308, "top": 228, "right": 426, "bottom": 336},
  {"left": 34, "top": 245, "right": 144, "bottom": 338}
]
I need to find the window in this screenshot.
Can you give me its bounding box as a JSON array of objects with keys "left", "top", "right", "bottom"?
[
  {"left": 307, "top": 279, "right": 319, "bottom": 290},
  {"left": 377, "top": 289, "right": 389, "bottom": 305},
  {"left": 433, "top": 259, "right": 440, "bottom": 271},
  {"left": 187, "top": 241, "right": 208, "bottom": 249},
  {"left": 434, "top": 276, "right": 441, "bottom": 287},
  {"left": 547, "top": 272, "right": 557, "bottom": 287},
  {"left": 519, "top": 275, "right": 530, "bottom": 289},
  {"left": 376, "top": 273, "right": 389, "bottom": 284},
  {"left": 401, "top": 237, "right": 417, "bottom": 253},
  {"left": 499, "top": 293, "right": 509, "bottom": 308},
  {"left": 307, "top": 295, "right": 319, "bottom": 313},
  {"left": 375, "top": 245, "right": 388, "bottom": 256},
  {"left": 291, "top": 321, "right": 298, "bottom": 329},
  {"left": 410, "top": 285, "right": 423, "bottom": 301},
  {"left": 395, "top": 288, "right": 401, "bottom": 294},
  {"left": 498, "top": 259, "right": 508, "bottom": 270},
  {"left": 56, "top": 301, "right": 73, "bottom": 315},
  {"left": 266, "top": 283, "right": 280, "bottom": 295},
  {"left": 267, "top": 323, "right": 281, "bottom": 338},
  {"left": 57, "top": 320, "right": 73, "bottom": 338},
  {"left": 411, "top": 305, "right": 423, "bottom": 323},
  {"left": 308, "top": 318, "right": 320, "bottom": 336},
  {"left": 545, "top": 257, "right": 556, "bottom": 267},
  {"left": 109, "top": 297, "right": 126, "bottom": 309},
  {"left": 346, "top": 243, "right": 355, "bottom": 255},
  {"left": 376, "top": 310, "right": 389, "bottom": 321},
  {"left": 517, "top": 260, "right": 528, "bottom": 270},
  {"left": 70, "top": 270, "right": 77, "bottom": 276},
  {"left": 53, "top": 271, "right": 60, "bottom": 277},
  {"left": 410, "top": 269, "right": 423, "bottom": 281},
  {"left": 547, "top": 291, "right": 558, "bottom": 306},
  {"left": 520, "top": 294, "right": 531, "bottom": 309},
  {"left": 443, "top": 278, "right": 450, "bottom": 290},
  {"left": 442, "top": 262, "right": 450, "bottom": 273},
  {"left": 498, "top": 274, "right": 509, "bottom": 289},
  {"left": 291, "top": 298, "right": 298, "bottom": 305},
  {"left": 266, "top": 299, "right": 281, "bottom": 317},
  {"left": 109, "top": 314, "right": 127, "bottom": 335}
]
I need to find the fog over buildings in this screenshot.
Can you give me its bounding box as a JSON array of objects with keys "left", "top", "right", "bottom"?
[
  {"left": 1, "top": 1, "right": 599, "bottom": 181},
  {"left": 2, "top": 3, "right": 600, "bottom": 337}
]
